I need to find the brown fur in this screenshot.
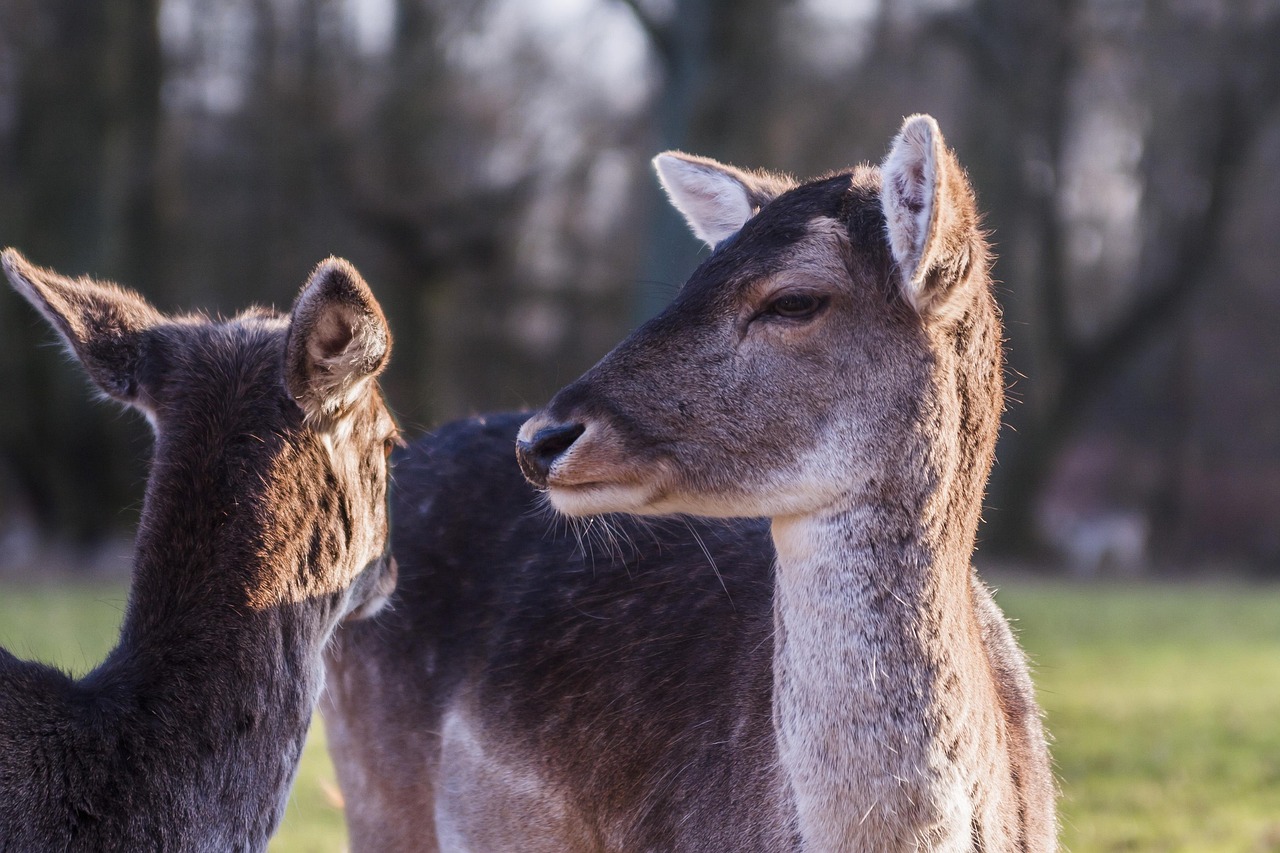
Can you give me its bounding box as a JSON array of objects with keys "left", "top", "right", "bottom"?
[
  {"left": 0, "top": 251, "right": 397, "bottom": 851},
  {"left": 516, "top": 116, "right": 1056, "bottom": 850},
  {"left": 325, "top": 413, "right": 794, "bottom": 852}
]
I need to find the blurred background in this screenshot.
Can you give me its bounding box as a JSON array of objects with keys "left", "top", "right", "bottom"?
[
  {"left": 4, "top": 3, "right": 1280, "bottom": 848},
  {"left": 1, "top": 0, "right": 1278, "bottom": 574}
]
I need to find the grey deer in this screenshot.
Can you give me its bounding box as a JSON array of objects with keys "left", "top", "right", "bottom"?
[
  {"left": 0, "top": 250, "right": 398, "bottom": 851},
  {"left": 517, "top": 114, "right": 1055, "bottom": 851},
  {"left": 323, "top": 114, "right": 1054, "bottom": 851}
]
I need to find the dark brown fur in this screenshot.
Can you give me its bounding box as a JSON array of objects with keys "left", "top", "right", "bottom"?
[
  {"left": 0, "top": 251, "right": 397, "bottom": 851},
  {"left": 324, "top": 414, "right": 795, "bottom": 852}
]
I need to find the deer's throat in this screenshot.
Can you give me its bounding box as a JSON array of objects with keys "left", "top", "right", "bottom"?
[{"left": 769, "top": 498, "right": 986, "bottom": 849}]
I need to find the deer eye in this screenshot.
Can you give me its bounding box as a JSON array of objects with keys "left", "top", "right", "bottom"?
[
  {"left": 764, "top": 292, "right": 825, "bottom": 320},
  {"left": 383, "top": 436, "right": 397, "bottom": 459}
]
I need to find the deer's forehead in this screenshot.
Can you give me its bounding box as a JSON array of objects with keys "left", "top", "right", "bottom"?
[
  {"left": 684, "top": 216, "right": 854, "bottom": 311},
  {"left": 687, "top": 174, "right": 886, "bottom": 305},
  {"left": 765, "top": 217, "right": 854, "bottom": 286}
]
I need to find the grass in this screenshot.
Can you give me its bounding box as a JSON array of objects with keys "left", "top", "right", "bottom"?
[
  {"left": 2, "top": 578, "right": 1279, "bottom": 851},
  {"left": 996, "top": 581, "right": 1280, "bottom": 852}
]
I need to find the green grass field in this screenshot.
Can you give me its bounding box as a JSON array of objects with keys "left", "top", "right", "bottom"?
[{"left": 2, "top": 578, "right": 1279, "bottom": 852}]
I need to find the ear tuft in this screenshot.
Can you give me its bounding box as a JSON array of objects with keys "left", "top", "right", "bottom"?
[
  {"left": 286, "top": 258, "right": 390, "bottom": 422},
  {"left": 3, "top": 248, "right": 162, "bottom": 406},
  {"left": 880, "top": 115, "right": 982, "bottom": 320}
]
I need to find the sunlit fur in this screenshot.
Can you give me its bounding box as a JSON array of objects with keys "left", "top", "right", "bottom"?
[
  {"left": 0, "top": 251, "right": 397, "bottom": 850},
  {"left": 327, "top": 117, "right": 1053, "bottom": 852}
]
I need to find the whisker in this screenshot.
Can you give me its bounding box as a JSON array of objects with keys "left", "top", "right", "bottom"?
[{"left": 682, "top": 517, "right": 734, "bottom": 610}]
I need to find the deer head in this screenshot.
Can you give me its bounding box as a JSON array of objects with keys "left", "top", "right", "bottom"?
[
  {"left": 2, "top": 250, "right": 398, "bottom": 616},
  {"left": 517, "top": 115, "right": 999, "bottom": 523}
]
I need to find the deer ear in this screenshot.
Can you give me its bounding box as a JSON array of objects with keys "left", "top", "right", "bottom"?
[
  {"left": 286, "top": 258, "right": 391, "bottom": 422},
  {"left": 653, "top": 152, "right": 788, "bottom": 248},
  {"left": 3, "top": 248, "right": 162, "bottom": 407},
  {"left": 880, "top": 115, "right": 982, "bottom": 320}
]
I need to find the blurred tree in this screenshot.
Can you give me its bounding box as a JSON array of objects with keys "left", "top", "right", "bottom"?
[
  {"left": 335, "top": 0, "right": 536, "bottom": 421},
  {"left": 2, "top": 0, "right": 1279, "bottom": 570},
  {"left": 926, "top": 0, "right": 1280, "bottom": 556},
  {"left": 618, "top": 0, "right": 797, "bottom": 318},
  {"left": 0, "top": 0, "right": 160, "bottom": 544}
]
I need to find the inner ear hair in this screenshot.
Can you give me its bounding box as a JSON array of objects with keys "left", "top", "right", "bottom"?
[
  {"left": 879, "top": 115, "right": 981, "bottom": 320},
  {"left": 653, "top": 153, "right": 794, "bottom": 248},
  {"left": 285, "top": 258, "right": 390, "bottom": 422}
]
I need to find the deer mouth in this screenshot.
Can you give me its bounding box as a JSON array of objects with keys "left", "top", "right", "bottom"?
[
  {"left": 516, "top": 414, "right": 675, "bottom": 515},
  {"left": 543, "top": 462, "right": 651, "bottom": 493},
  {"left": 549, "top": 459, "right": 666, "bottom": 515},
  {"left": 545, "top": 477, "right": 664, "bottom": 517}
]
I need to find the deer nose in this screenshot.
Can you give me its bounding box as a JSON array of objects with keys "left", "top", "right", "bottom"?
[{"left": 516, "top": 422, "right": 586, "bottom": 486}]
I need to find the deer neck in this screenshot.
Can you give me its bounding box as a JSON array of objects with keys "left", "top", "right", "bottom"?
[
  {"left": 96, "top": 451, "right": 336, "bottom": 807},
  {"left": 770, "top": 460, "right": 997, "bottom": 850}
]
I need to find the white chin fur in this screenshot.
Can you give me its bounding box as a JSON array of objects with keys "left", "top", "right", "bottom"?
[{"left": 546, "top": 482, "right": 658, "bottom": 517}]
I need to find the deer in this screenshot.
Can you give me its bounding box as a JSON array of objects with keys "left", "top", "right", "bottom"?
[
  {"left": 0, "top": 249, "right": 398, "bottom": 851},
  {"left": 323, "top": 413, "right": 785, "bottom": 851},
  {"left": 324, "top": 114, "right": 1055, "bottom": 851}
]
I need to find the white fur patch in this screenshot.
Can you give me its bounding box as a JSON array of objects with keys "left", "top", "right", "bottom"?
[
  {"left": 653, "top": 153, "right": 754, "bottom": 247},
  {"left": 770, "top": 510, "right": 976, "bottom": 851},
  {"left": 436, "top": 708, "right": 581, "bottom": 851},
  {"left": 546, "top": 481, "right": 658, "bottom": 518},
  {"left": 880, "top": 114, "right": 942, "bottom": 309}
]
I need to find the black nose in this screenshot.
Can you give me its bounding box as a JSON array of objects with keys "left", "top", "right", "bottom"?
[{"left": 516, "top": 422, "right": 586, "bottom": 486}]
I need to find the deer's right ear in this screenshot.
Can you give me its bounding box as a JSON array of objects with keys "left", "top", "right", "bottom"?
[
  {"left": 2, "top": 249, "right": 162, "bottom": 407},
  {"left": 654, "top": 153, "right": 786, "bottom": 248},
  {"left": 286, "top": 258, "right": 391, "bottom": 422}
]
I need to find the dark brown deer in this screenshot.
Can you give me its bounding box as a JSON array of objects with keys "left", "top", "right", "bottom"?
[
  {"left": 325, "top": 114, "right": 1055, "bottom": 851},
  {"left": 324, "top": 414, "right": 782, "bottom": 851},
  {"left": 0, "top": 250, "right": 398, "bottom": 851}
]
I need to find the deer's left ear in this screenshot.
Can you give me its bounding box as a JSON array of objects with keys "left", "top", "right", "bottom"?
[
  {"left": 880, "top": 115, "right": 983, "bottom": 320},
  {"left": 285, "top": 258, "right": 391, "bottom": 422}
]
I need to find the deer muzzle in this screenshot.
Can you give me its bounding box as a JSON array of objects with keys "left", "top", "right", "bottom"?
[{"left": 515, "top": 420, "right": 586, "bottom": 486}]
